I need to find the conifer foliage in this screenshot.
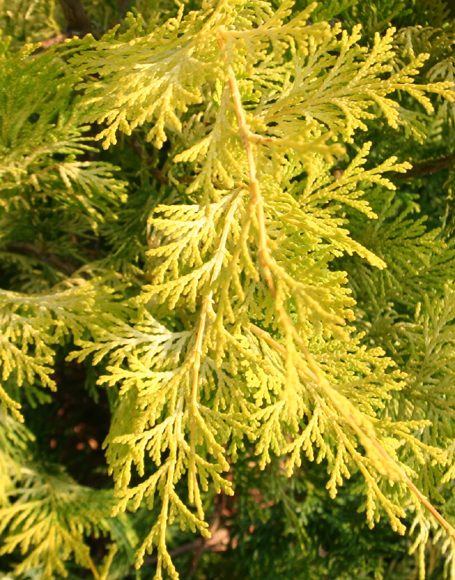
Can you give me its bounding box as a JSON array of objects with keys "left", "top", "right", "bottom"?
[{"left": 0, "top": 0, "right": 454, "bottom": 578}]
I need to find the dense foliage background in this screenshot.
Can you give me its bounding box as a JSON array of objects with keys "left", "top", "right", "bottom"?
[{"left": 0, "top": 1, "right": 454, "bottom": 578}]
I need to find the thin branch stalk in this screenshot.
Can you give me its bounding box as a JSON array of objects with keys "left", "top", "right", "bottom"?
[{"left": 249, "top": 323, "right": 455, "bottom": 542}]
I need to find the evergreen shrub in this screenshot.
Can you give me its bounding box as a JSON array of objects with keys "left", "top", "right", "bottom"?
[{"left": 0, "top": 1, "right": 454, "bottom": 578}]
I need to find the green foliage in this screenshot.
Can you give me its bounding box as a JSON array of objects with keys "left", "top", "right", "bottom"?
[
  {"left": 0, "top": 1, "right": 454, "bottom": 579},
  {"left": 0, "top": 468, "right": 114, "bottom": 578}
]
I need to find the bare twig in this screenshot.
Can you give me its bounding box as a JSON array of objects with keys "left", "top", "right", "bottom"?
[
  {"left": 144, "top": 525, "right": 229, "bottom": 568},
  {"left": 117, "top": 0, "right": 132, "bottom": 18},
  {"left": 59, "top": 0, "right": 91, "bottom": 35},
  {"left": 396, "top": 153, "right": 455, "bottom": 179},
  {"left": 6, "top": 242, "right": 77, "bottom": 275},
  {"left": 39, "top": 33, "right": 70, "bottom": 49}
]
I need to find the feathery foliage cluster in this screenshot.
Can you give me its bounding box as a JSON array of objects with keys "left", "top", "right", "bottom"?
[{"left": 0, "top": 0, "right": 454, "bottom": 578}]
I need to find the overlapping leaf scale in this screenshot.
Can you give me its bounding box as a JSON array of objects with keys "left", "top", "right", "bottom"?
[
  {"left": 57, "top": 2, "right": 455, "bottom": 577},
  {"left": 0, "top": 279, "right": 120, "bottom": 418},
  {"left": 71, "top": 4, "right": 225, "bottom": 149},
  {"left": 0, "top": 469, "right": 121, "bottom": 579},
  {"left": 348, "top": 192, "right": 455, "bottom": 313},
  {"left": 140, "top": 191, "right": 248, "bottom": 311},
  {"left": 395, "top": 286, "right": 455, "bottom": 454},
  {"left": 246, "top": 23, "right": 453, "bottom": 154},
  {"left": 72, "top": 312, "right": 262, "bottom": 574}
]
